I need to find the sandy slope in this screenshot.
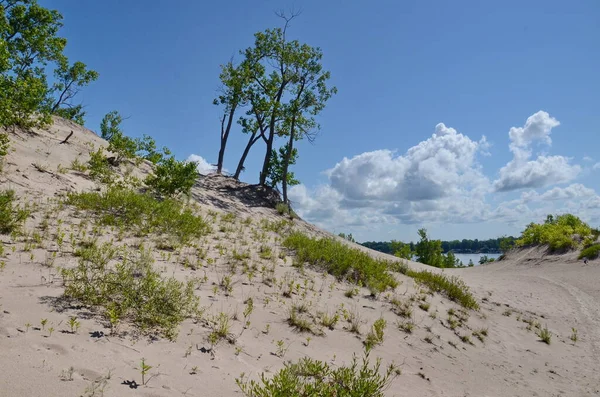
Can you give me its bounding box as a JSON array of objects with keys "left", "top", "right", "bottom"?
[{"left": 0, "top": 119, "right": 599, "bottom": 397}]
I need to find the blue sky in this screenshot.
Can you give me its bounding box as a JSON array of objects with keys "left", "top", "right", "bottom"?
[{"left": 43, "top": 0, "right": 600, "bottom": 242}]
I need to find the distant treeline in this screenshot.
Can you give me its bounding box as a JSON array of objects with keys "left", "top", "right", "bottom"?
[{"left": 361, "top": 237, "right": 517, "bottom": 255}]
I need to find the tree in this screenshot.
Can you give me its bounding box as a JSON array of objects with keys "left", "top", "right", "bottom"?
[
  {"left": 227, "top": 12, "right": 335, "bottom": 189},
  {"left": 414, "top": 228, "right": 444, "bottom": 268},
  {"left": 444, "top": 251, "right": 459, "bottom": 268},
  {"left": 47, "top": 60, "right": 98, "bottom": 125},
  {"left": 0, "top": 1, "right": 96, "bottom": 128},
  {"left": 214, "top": 61, "right": 249, "bottom": 174}
]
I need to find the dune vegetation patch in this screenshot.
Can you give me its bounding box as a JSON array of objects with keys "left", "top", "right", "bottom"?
[
  {"left": 283, "top": 232, "right": 398, "bottom": 294},
  {"left": 0, "top": 189, "right": 29, "bottom": 234},
  {"left": 66, "top": 186, "right": 211, "bottom": 245},
  {"left": 60, "top": 241, "right": 199, "bottom": 339},
  {"left": 405, "top": 270, "right": 479, "bottom": 310},
  {"left": 236, "top": 351, "right": 398, "bottom": 397},
  {"left": 516, "top": 214, "right": 598, "bottom": 252},
  {"left": 579, "top": 244, "right": 600, "bottom": 260}
]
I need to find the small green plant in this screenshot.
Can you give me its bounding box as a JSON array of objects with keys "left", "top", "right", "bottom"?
[
  {"left": 274, "top": 340, "right": 288, "bottom": 358},
  {"left": 319, "top": 311, "right": 339, "bottom": 330},
  {"left": 303, "top": 336, "right": 312, "bottom": 347},
  {"left": 140, "top": 358, "right": 152, "bottom": 386},
  {"left": 48, "top": 327, "right": 55, "bottom": 337},
  {"left": 208, "top": 312, "right": 232, "bottom": 346},
  {"left": 405, "top": 270, "right": 479, "bottom": 310},
  {"left": 25, "top": 322, "right": 31, "bottom": 332},
  {"left": 364, "top": 317, "right": 386, "bottom": 351},
  {"left": 397, "top": 320, "right": 415, "bottom": 334},
  {"left": 189, "top": 366, "right": 199, "bottom": 375},
  {"left": 68, "top": 317, "right": 81, "bottom": 333},
  {"left": 418, "top": 302, "right": 430, "bottom": 312},
  {"left": 70, "top": 157, "right": 88, "bottom": 172},
  {"left": 40, "top": 318, "right": 48, "bottom": 330},
  {"left": 570, "top": 328, "right": 578, "bottom": 343},
  {"left": 344, "top": 287, "right": 359, "bottom": 298},
  {"left": 538, "top": 325, "right": 551, "bottom": 345}
]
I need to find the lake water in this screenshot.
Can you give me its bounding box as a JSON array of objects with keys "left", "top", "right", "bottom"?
[{"left": 453, "top": 253, "right": 502, "bottom": 266}]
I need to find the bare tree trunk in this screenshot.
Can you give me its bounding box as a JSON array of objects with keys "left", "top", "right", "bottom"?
[
  {"left": 217, "top": 106, "right": 237, "bottom": 174},
  {"left": 234, "top": 132, "right": 261, "bottom": 180}
]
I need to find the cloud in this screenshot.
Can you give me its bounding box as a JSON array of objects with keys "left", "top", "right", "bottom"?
[
  {"left": 329, "top": 123, "right": 489, "bottom": 203},
  {"left": 593, "top": 163, "right": 600, "bottom": 171},
  {"left": 186, "top": 154, "right": 216, "bottom": 175},
  {"left": 521, "top": 183, "right": 596, "bottom": 202},
  {"left": 494, "top": 111, "right": 580, "bottom": 192},
  {"left": 291, "top": 122, "right": 491, "bottom": 229}
]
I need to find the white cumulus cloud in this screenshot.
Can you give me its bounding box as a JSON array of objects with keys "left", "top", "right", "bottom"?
[
  {"left": 186, "top": 154, "right": 216, "bottom": 175},
  {"left": 494, "top": 111, "right": 580, "bottom": 192}
]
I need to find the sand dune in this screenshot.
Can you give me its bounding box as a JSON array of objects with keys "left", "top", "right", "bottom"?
[{"left": 1, "top": 119, "right": 599, "bottom": 396}]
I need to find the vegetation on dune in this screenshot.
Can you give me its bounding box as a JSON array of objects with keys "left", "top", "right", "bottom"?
[
  {"left": 66, "top": 186, "right": 210, "bottom": 245},
  {"left": 362, "top": 236, "right": 517, "bottom": 255},
  {"left": 516, "top": 214, "right": 598, "bottom": 252},
  {"left": 0, "top": 189, "right": 29, "bottom": 234},
  {"left": 283, "top": 232, "right": 398, "bottom": 294},
  {"left": 61, "top": 241, "right": 199, "bottom": 339},
  {"left": 579, "top": 244, "right": 600, "bottom": 260},
  {"left": 236, "top": 351, "right": 398, "bottom": 397},
  {"left": 404, "top": 270, "right": 479, "bottom": 310}
]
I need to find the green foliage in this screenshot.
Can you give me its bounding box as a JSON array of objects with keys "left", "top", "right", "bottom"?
[
  {"left": 61, "top": 241, "right": 199, "bottom": 338},
  {"left": 390, "top": 240, "right": 411, "bottom": 260},
  {"left": 283, "top": 232, "right": 398, "bottom": 294},
  {"left": 0, "top": 190, "right": 29, "bottom": 234},
  {"left": 99, "top": 110, "right": 122, "bottom": 141},
  {"left": 266, "top": 145, "right": 300, "bottom": 188},
  {"left": 236, "top": 351, "right": 397, "bottom": 397},
  {"left": 47, "top": 60, "right": 99, "bottom": 124},
  {"left": 516, "top": 214, "right": 593, "bottom": 252},
  {"left": 406, "top": 269, "right": 479, "bottom": 310},
  {"left": 145, "top": 156, "right": 197, "bottom": 197},
  {"left": 87, "top": 148, "right": 113, "bottom": 183},
  {"left": 135, "top": 134, "right": 171, "bottom": 164},
  {"left": 579, "top": 244, "right": 600, "bottom": 260},
  {"left": 66, "top": 186, "right": 210, "bottom": 245},
  {"left": 0, "top": 132, "right": 8, "bottom": 171},
  {"left": 364, "top": 317, "right": 386, "bottom": 351},
  {"left": 338, "top": 232, "right": 356, "bottom": 243},
  {"left": 1, "top": 1, "right": 96, "bottom": 128}
]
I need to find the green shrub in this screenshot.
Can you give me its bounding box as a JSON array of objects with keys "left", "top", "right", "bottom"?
[
  {"left": 66, "top": 186, "right": 210, "bottom": 245},
  {"left": 516, "top": 214, "right": 593, "bottom": 252},
  {"left": 276, "top": 202, "right": 290, "bottom": 215},
  {"left": 283, "top": 232, "right": 398, "bottom": 294},
  {"left": 87, "top": 148, "right": 114, "bottom": 183},
  {"left": 406, "top": 270, "right": 479, "bottom": 310},
  {"left": 0, "top": 133, "right": 9, "bottom": 172},
  {"left": 0, "top": 190, "right": 29, "bottom": 234},
  {"left": 236, "top": 351, "right": 398, "bottom": 397},
  {"left": 61, "top": 242, "right": 199, "bottom": 339},
  {"left": 145, "top": 156, "right": 197, "bottom": 197},
  {"left": 579, "top": 244, "right": 600, "bottom": 260}
]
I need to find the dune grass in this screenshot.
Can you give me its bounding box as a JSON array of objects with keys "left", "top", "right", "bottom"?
[
  {"left": 405, "top": 270, "right": 479, "bottom": 310},
  {"left": 579, "top": 244, "right": 600, "bottom": 260},
  {"left": 283, "top": 232, "right": 398, "bottom": 294}
]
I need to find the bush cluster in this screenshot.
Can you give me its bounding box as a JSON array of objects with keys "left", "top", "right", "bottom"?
[
  {"left": 579, "top": 244, "right": 600, "bottom": 260},
  {"left": 516, "top": 214, "right": 593, "bottom": 252},
  {"left": 283, "top": 232, "right": 398, "bottom": 294},
  {"left": 237, "top": 351, "right": 397, "bottom": 397},
  {"left": 61, "top": 241, "right": 199, "bottom": 339}
]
